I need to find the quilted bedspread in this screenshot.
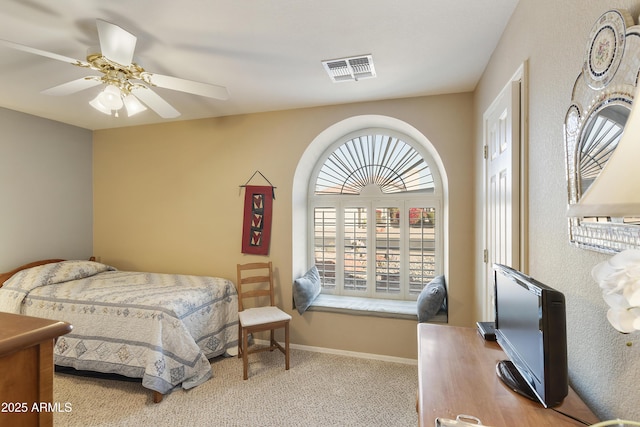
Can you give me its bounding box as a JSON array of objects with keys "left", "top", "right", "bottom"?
[{"left": 0, "top": 260, "right": 238, "bottom": 394}]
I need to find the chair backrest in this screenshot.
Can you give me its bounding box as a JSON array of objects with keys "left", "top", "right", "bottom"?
[{"left": 236, "top": 262, "right": 275, "bottom": 311}]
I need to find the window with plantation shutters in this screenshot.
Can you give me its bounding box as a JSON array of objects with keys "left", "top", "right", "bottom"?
[{"left": 310, "top": 131, "right": 442, "bottom": 301}]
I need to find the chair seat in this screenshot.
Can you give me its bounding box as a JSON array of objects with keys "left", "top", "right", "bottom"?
[{"left": 239, "top": 306, "right": 292, "bottom": 327}]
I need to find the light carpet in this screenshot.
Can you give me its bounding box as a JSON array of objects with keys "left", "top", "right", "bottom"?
[{"left": 53, "top": 348, "right": 419, "bottom": 426}]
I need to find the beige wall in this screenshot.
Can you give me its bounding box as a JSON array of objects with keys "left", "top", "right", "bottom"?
[
  {"left": 474, "top": 0, "right": 640, "bottom": 420},
  {"left": 93, "top": 93, "right": 474, "bottom": 360}
]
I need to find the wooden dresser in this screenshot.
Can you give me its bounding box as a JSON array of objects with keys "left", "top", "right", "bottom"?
[
  {"left": 417, "top": 323, "right": 600, "bottom": 427},
  {"left": 0, "top": 312, "right": 72, "bottom": 427}
]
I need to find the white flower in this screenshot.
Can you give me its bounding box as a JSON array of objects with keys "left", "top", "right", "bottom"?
[
  {"left": 606, "top": 307, "right": 640, "bottom": 334},
  {"left": 624, "top": 281, "right": 640, "bottom": 307},
  {"left": 592, "top": 249, "right": 640, "bottom": 334}
]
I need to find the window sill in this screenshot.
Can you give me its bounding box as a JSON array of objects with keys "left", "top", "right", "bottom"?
[{"left": 307, "top": 294, "right": 448, "bottom": 322}]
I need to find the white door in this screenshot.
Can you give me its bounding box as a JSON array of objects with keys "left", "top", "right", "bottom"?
[{"left": 483, "top": 78, "right": 521, "bottom": 321}]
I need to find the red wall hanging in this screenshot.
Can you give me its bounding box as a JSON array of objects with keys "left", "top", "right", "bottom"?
[{"left": 241, "top": 185, "right": 273, "bottom": 255}]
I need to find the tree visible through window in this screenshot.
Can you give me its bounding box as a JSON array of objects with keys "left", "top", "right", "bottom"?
[{"left": 310, "top": 132, "right": 442, "bottom": 301}]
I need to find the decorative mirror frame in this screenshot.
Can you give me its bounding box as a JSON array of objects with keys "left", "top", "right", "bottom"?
[{"left": 565, "top": 9, "right": 640, "bottom": 253}]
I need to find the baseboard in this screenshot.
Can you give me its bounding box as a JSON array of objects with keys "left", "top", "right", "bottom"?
[{"left": 253, "top": 339, "right": 417, "bottom": 365}]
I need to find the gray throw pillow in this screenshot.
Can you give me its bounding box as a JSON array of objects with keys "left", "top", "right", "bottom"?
[
  {"left": 293, "top": 266, "right": 321, "bottom": 314},
  {"left": 417, "top": 275, "right": 447, "bottom": 322}
]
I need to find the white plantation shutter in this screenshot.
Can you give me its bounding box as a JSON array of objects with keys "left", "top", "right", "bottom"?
[{"left": 344, "top": 206, "right": 368, "bottom": 293}]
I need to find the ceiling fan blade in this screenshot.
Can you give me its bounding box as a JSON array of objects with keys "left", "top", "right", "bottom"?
[
  {"left": 0, "top": 39, "right": 88, "bottom": 66},
  {"left": 42, "top": 77, "right": 102, "bottom": 96},
  {"left": 96, "top": 19, "right": 137, "bottom": 66},
  {"left": 146, "top": 73, "right": 229, "bottom": 100},
  {"left": 130, "top": 86, "right": 180, "bottom": 119}
]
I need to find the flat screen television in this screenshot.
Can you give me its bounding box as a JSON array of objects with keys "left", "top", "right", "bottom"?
[{"left": 493, "top": 263, "right": 568, "bottom": 408}]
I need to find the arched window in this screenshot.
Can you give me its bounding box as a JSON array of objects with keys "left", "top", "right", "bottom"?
[{"left": 309, "top": 129, "right": 443, "bottom": 301}]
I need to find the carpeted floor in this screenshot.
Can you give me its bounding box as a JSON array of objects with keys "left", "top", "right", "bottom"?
[{"left": 53, "top": 348, "right": 419, "bottom": 426}]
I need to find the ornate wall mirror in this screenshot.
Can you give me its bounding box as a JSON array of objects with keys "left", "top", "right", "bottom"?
[{"left": 565, "top": 9, "right": 640, "bottom": 253}]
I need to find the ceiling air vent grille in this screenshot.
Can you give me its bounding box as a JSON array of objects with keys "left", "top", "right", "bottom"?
[{"left": 322, "top": 55, "right": 376, "bottom": 83}]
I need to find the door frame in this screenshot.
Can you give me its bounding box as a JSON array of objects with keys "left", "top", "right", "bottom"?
[{"left": 481, "top": 61, "right": 529, "bottom": 321}]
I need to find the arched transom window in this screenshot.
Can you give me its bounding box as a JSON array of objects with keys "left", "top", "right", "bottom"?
[
  {"left": 309, "top": 130, "right": 443, "bottom": 301},
  {"left": 315, "top": 134, "right": 435, "bottom": 195}
]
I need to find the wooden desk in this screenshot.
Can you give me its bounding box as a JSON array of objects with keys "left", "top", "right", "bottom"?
[
  {"left": 0, "top": 312, "right": 72, "bottom": 427},
  {"left": 417, "top": 323, "right": 599, "bottom": 427}
]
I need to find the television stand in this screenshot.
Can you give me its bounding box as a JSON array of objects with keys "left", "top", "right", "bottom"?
[
  {"left": 496, "top": 360, "right": 539, "bottom": 403},
  {"left": 417, "top": 324, "right": 599, "bottom": 427}
]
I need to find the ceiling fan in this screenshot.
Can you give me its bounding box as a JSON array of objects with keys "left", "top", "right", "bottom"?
[{"left": 0, "top": 19, "right": 229, "bottom": 119}]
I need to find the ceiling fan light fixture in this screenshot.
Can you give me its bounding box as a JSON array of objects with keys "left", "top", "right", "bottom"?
[
  {"left": 89, "top": 94, "right": 112, "bottom": 115},
  {"left": 97, "top": 84, "right": 123, "bottom": 110},
  {"left": 123, "top": 94, "right": 147, "bottom": 117}
]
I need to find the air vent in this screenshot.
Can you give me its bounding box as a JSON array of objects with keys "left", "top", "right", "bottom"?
[{"left": 322, "top": 55, "right": 376, "bottom": 83}]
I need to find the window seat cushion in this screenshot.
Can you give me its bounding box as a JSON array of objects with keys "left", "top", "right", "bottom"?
[{"left": 307, "top": 294, "right": 447, "bottom": 322}]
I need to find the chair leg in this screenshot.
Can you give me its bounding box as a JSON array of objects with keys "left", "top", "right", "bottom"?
[
  {"left": 285, "top": 322, "right": 290, "bottom": 371},
  {"left": 242, "top": 329, "right": 249, "bottom": 380},
  {"left": 237, "top": 324, "right": 242, "bottom": 359}
]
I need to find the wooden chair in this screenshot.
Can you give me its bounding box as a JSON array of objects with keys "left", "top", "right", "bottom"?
[{"left": 236, "top": 262, "right": 291, "bottom": 380}]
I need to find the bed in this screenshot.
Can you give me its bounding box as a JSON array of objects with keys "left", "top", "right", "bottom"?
[{"left": 0, "top": 259, "right": 238, "bottom": 403}]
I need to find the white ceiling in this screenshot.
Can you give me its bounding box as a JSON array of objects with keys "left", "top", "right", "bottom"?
[{"left": 0, "top": 0, "right": 519, "bottom": 130}]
